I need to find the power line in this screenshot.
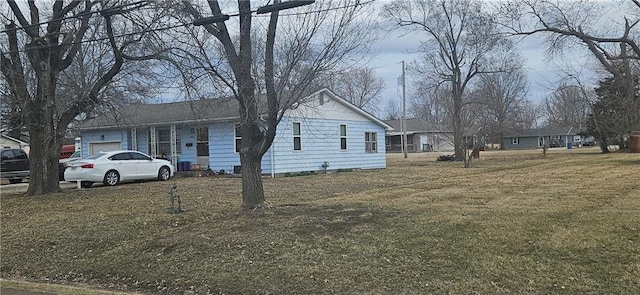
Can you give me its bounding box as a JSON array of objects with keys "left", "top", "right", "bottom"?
[
  {"left": 1, "top": 22, "right": 189, "bottom": 55},
  {"left": 1, "top": 0, "right": 375, "bottom": 55},
  {"left": 0, "top": 1, "right": 147, "bottom": 34}
]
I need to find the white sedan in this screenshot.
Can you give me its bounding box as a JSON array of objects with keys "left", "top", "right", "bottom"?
[{"left": 65, "top": 150, "right": 174, "bottom": 188}]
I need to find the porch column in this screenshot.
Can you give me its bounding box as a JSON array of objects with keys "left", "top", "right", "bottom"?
[
  {"left": 150, "top": 126, "right": 157, "bottom": 157},
  {"left": 170, "top": 125, "right": 178, "bottom": 168},
  {"left": 131, "top": 128, "right": 137, "bottom": 151}
]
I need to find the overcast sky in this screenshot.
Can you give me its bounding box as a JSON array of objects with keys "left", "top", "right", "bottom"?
[
  {"left": 367, "top": 0, "right": 634, "bottom": 117},
  {"left": 368, "top": 28, "right": 600, "bottom": 116}
]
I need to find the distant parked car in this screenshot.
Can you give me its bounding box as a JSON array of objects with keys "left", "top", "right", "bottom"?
[
  {"left": 582, "top": 140, "right": 596, "bottom": 146},
  {"left": 64, "top": 150, "right": 174, "bottom": 188},
  {"left": 1, "top": 148, "right": 30, "bottom": 184},
  {"left": 549, "top": 139, "right": 565, "bottom": 148},
  {"left": 58, "top": 150, "right": 82, "bottom": 181}
]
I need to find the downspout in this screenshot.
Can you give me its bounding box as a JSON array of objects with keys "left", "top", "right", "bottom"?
[{"left": 270, "top": 146, "right": 275, "bottom": 178}]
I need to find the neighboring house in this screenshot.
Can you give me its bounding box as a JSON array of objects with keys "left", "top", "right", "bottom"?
[
  {"left": 384, "top": 119, "right": 454, "bottom": 152},
  {"left": 503, "top": 127, "right": 583, "bottom": 149},
  {"left": 1, "top": 134, "right": 29, "bottom": 151},
  {"left": 74, "top": 89, "right": 393, "bottom": 175}
]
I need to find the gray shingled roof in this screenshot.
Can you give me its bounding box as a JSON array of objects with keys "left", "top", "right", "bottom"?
[
  {"left": 77, "top": 98, "right": 242, "bottom": 130},
  {"left": 77, "top": 89, "right": 393, "bottom": 131},
  {"left": 384, "top": 118, "right": 450, "bottom": 133},
  {"left": 503, "top": 126, "right": 581, "bottom": 138}
]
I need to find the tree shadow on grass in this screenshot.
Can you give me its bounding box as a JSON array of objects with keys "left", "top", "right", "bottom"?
[{"left": 217, "top": 203, "right": 401, "bottom": 238}]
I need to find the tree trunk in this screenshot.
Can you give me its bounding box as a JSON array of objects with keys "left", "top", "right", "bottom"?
[
  {"left": 451, "top": 76, "right": 466, "bottom": 161},
  {"left": 599, "top": 139, "right": 610, "bottom": 153},
  {"left": 25, "top": 56, "right": 62, "bottom": 195},
  {"left": 240, "top": 151, "right": 266, "bottom": 209},
  {"left": 26, "top": 115, "right": 62, "bottom": 195}
]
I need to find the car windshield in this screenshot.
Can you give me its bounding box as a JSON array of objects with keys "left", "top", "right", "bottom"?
[
  {"left": 69, "top": 151, "right": 81, "bottom": 158},
  {"left": 84, "top": 152, "right": 106, "bottom": 160}
]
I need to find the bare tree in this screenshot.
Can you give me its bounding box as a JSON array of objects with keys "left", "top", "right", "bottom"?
[
  {"left": 382, "top": 0, "right": 512, "bottom": 161},
  {"left": 179, "top": 1, "right": 378, "bottom": 209},
  {"left": 475, "top": 66, "right": 530, "bottom": 149},
  {"left": 544, "top": 84, "right": 593, "bottom": 127},
  {"left": 498, "top": 0, "right": 640, "bottom": 150},
  {"left": 409, "top": 82, "right": 450, "bottom": 125},
  {"left": 499, "top": 0, "right": 640, "bottom": 75},
  {"left": 382, "top": 99, "right": 402, "bottom": 120},
  {"left": 316, "top": 67, "right": 386, "bottom": 114},
  {"left": 1, "top": 1, "right": 170, "bottom": 195}
]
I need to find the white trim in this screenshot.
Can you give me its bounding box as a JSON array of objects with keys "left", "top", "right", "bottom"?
[
  {"left": 306, "top": 88, "right": 394, "bottom": 131},
  {"left": 365, "top": 131, "right": 378, "bottom": 153},
  {"left": 130, "top": 128, "right": 137, "bottom": 150},
  {"left": 292, "top": 122, "right": 302, "bottom": 151},
  {"left": 149, "top": 126, "right": 157, "bottom": 157},
  {"left": 234, "top": 124, "right": 241, "bottom": 154},
  {"left": 340, "top": 124, "right": 348, "bottom": 151}
]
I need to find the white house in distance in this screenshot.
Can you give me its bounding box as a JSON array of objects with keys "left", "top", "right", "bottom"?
[
  {"left": 1, "top": 134, "right": 29, "bottom": 151},
  {"left": 74, "top": 89, "right": 393, "bottom": 175}
]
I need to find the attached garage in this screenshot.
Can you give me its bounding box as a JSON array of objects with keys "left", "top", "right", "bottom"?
[{"left": 89, "top": 141, "right": 121, "bottom": 154}]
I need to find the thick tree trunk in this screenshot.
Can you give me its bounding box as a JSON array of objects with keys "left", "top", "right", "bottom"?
[
  {"left": 26, "top": 117, "right": 62, "bottom": 195},
  {"left": 240, "top": 151, "right": 266, "bottom": 210},
  {"left": 25, "top": 56, "right": 62, "bottom": 195}
]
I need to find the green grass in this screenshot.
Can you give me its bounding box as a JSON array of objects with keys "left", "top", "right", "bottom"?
[{"left": 1, "top": 148, "right": 639, "bottom": 294}]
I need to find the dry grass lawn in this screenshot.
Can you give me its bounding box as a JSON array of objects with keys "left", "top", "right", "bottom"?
[{"left": 1, "top": 148, "right": 639, "bottom": 294}]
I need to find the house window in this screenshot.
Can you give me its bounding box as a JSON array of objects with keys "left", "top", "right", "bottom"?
[
  {"left": 340, "top": 124, "right": 347, "bottom": 150},
  {"left": 293, "top": 122, "right": 302, "bottom": 151},
  {"left": 234, "top": 124, "right": 242, "bottom": 153},
  {"left": 365, "top": 132, "right": 377, "bottom": 153},
  {"left": 538, "top": 137, "right": 545, "bottom": 147},
  {"left": 151, "top": 128, "right": 181, "bottom": 157},
  {"left": 196, "top": 127, "right": 209, "bottom": 157},
  {"left": 512, "top": 137, "right": 519, "bottom": 145}
]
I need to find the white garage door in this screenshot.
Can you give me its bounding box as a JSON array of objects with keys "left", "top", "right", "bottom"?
[{"left": 89, "top": 142, "right": 121, "bottom": 154}]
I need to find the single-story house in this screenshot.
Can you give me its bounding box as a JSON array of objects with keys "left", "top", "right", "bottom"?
[
  {"left": 384, "top": 118, "right": 454, "bottom": 152},
  {"left": 1, "top": 134, "right": 29, "bottom": 151},
  {"left": 502, "top": 127, "right": 583, "bottom": 149},
  {"left": 74, "top": 89, "right": 393, "bottom": 175}
]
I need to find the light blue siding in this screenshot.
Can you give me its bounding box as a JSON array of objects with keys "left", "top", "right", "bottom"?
[
  {"left": 80, "top": 130, "right": 128, "bottom": 155},
  {"left": 208, "top": 123, "right": 240, "bottom": 173},
  {"left": 79, "top": 117, "right": 387, "bottom": 175},
  {"left": 135, "top": 128, "right": 150, "bottom": 154},
  {"left": 180, "top": 126, "right": 197, "bottom": 166},
  {"left": 270, "top": 117, "right": 386, "bottom": 174}
]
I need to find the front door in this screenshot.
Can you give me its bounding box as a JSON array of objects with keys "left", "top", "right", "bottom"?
[{"left": 196, "top": 127, "right": 209, "bottom": 169}]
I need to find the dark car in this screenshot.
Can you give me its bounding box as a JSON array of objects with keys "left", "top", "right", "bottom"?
[
  {"left": 582, "top": 140, "right": 596, "bottom": 146},
  {"left": 549, "top": 139, "right": 565, "bottom": 148},
  {"left": 1, "top": 148, "right": 30, "bottom": 184}
]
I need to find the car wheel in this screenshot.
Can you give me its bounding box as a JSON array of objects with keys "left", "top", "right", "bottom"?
[
  {"left": 158, "top": 166, "right": 171, "bottom": 181},
  {"left": 81, "top": 181, "right": 93, "bottom": 188},
  {"left": 8, "top": 179, "right": 22, "bottom": 184},
  {"left": 103, "top": 170, "right": 120, "bottom": 186}
]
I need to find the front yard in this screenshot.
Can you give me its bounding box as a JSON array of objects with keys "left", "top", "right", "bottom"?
[{"left": 1, "top": 148, "right": 639, "bottom": 294}]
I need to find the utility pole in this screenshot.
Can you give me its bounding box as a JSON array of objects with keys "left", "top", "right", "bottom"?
[{"left": 402, "top": 61, "right": 408, "bottom": 159}]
